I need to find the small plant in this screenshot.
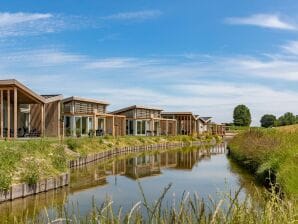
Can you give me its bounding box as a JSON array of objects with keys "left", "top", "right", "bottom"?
[
  {"left": 66, "top": 138, "right": 81, "bottom": 152},
  {"left": 21, "top": 160, "right": 40, "bottom": 186},
  {"left": 51, "top": 145, "right": 67, "bottom": 172},
  {"left": 0, "top": 170, "right": 12, "bottom": 191}
]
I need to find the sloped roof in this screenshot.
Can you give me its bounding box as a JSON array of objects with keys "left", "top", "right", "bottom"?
[
  {"left": 0, "top": 79, "right": 46, "bottom": 103},
  {"left": 199, "top": 117, "right": 212, "bottom": 123}
]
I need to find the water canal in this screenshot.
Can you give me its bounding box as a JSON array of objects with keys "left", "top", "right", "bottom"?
[{"left": 0, "top": 142, "right": 262, "bottom": 222}]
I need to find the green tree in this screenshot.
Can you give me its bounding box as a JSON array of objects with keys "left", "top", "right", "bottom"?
[
  {"left": 278, "top": 112, "right": 296, "bottom": 126},
  {"left": 260, "top": 114, "right": 276, "bottom": 128},
  {"left": 233, "top": 105, "right": 252, "bottom": 126}
]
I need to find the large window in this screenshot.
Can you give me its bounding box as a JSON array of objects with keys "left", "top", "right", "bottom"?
[
  {"left": 137, "top": 120, "right": 146, "bottom": 135},
  {"left": 64, "top": 116, "right": 72, "bottom": 136}
]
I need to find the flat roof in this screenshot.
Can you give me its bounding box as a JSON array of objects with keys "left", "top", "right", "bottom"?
[
  {"left": 161, "top": 112, "right": 194, "bottom": 115},
  {"left": 62, "top": 96, "right": 109, "bottom": 105},
  {"left": 112, "top": 105, "right": 163, "bottom": 114}
]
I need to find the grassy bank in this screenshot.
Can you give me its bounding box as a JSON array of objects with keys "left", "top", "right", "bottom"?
[
  {"left": 0, "top": 135, "right": 214, "bottom": 191},
  {"left": 228, "top": 125, "right": 298, "bottom": 197}
]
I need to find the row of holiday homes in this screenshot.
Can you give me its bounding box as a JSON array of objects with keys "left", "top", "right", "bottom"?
[{"left": 0, "top": 79, "right": 225, "bottom": 139}]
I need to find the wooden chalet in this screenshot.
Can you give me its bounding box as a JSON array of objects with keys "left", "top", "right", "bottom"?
[
  {"left": 0, "top": 79, "right": 62, "bottom": 139},
  {"left": 197, "top": 116, "right": 212, "bottom": 134},
  {"left": 161, "top": 112, "right": 199, "bottom": 135},
  {"left": 209, "top": 123, "right": 226, "bottom": 136},
  {"left": 112, "top": 105, "right": 177, "bottom": 136},
  {"left": 62, "top": 96, "right": 126, "bottom": 137}
]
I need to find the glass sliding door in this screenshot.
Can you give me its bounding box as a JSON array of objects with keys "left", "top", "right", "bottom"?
[
  {"left": 88, "top": 117, "right": 93, "bottom": 133},
  {"left": 75, "top": 117, "right": 82, "bottom": 136},
  {"left": 64, "top": 116, "right": 72, "bottom": 136},
  {"left": 136, "top": 120, "right": 146, "bottom": 135},
  {"left": 82, "top": 117, "right": 88, "bottom": 135}
]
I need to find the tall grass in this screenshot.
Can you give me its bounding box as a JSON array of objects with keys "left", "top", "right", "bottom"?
[
  {"left": 228, "top": 127, "right": 298, "bottom": 197},
  {"left": 8, "top": 183, "right": 298, "bottom": 224},
  {"left": 0, "top": 140, "right": 69, "bottom": 189}
]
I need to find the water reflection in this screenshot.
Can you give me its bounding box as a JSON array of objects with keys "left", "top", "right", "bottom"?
[
  {"left": 70, "top": 143, "right": 226, "bottom": 190},
  {"left": 0, "top": 142, "right": 257, "bottom": 222}
]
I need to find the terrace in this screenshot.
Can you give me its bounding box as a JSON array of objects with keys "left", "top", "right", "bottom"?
[{"left": 0, "top": 79, "right": 62, "bottom": 139}]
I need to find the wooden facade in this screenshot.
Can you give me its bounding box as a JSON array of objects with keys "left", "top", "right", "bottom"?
[
  {"left": 0, "top": 80, "right": 62, "bottom": 139},
  {"left": 62, "top": 97, "right": 126, "bottom": 137},
  {"left": 209, "top": 123, "right": 226, "bottom": 136},
  {"left": 112, "top": 105, "right": 177, "bottom": 136},
  {"left": 161, "top": 112, "right": 198, "bottom": 136},
  {"left": 198, "top": 117, "right": 213, "bottom": 134}
]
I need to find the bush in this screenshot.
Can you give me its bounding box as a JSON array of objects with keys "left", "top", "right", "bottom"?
[{"left": 260, "top": 114, "right": 277, "bottom": 128}]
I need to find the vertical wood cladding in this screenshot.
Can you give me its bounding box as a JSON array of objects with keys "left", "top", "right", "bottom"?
[
  {"left": 30, "top": 104, "right": 41, "bottom": 133},
  {"left": 45, "top": 101, "right": 60, "bottom": 137}
]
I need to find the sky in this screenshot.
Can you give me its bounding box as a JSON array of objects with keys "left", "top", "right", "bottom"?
[{"left": 0, "top": 0, "right": 298, "bottom": 125}]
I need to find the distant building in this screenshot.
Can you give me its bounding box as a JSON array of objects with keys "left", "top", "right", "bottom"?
[
  {"left": 161, "top": 112, "right": 199, "bottom": 135},
  {"left": 112, "top": 105, "right": 177, "bottom": 136},
  {"left": 198, "top": 117, "right": 212, "bottom": 134}
]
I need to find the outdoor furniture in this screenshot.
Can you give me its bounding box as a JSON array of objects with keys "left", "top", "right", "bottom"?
[{"left": 96, "top": 129, "right": 104, "bottom": 136}]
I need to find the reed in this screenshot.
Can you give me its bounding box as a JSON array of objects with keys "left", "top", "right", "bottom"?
[{"left": 9, "top": 183, "right": 298, "bottom": 224}]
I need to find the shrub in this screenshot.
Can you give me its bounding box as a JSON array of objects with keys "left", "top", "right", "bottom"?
[{"left": 260, "top": 114, "right": 277, "bottom": 128}]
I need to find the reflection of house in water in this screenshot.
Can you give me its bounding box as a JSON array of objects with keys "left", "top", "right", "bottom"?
[
  {"left": 125, "top": 154, "right": 161, "bottom": 179},
  {"left": 70, "top": 143, "right": 227, "bottom": 191}
]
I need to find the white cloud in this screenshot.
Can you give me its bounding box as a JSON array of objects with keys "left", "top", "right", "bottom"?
[
  {"left": 102, "top": 10, "right": 162, "bottom": 21},
  {"left": 0, "top": 49, "right": 85, "bottom": 66},
  {"left": 0, "top": 12, "right": 52, "bottom": 26},
  {"left": 1, "top": 43, "right": 298, "bottom": 125},
  {"left": 85, "top": 57, "right": 160, "bottom": 69},
  {"left": 225, "top": 14, "right": 296, "bottom": 30},
  {"left": 0, "top": 12, "right": 64, "bottom": 37},
  {"left": 281, "top": 41, "right": 298, "bottom": 55}
]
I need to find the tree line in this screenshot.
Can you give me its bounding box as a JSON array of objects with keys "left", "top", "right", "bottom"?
[{"left": 231, "top": 104, "right": 298, "bottom": 128}]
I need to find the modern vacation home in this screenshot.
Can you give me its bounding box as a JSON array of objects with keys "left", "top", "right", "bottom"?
[
  {"left": 111, "top": 105, "right": 177, "bottom": 136},
  {"left": 62, "top": 96, "right": 126, "bottom": 137},
  {"left": 161, "top": 112, "right": 199, "bottom": 135},
  {"left": 198, "top": 116, "right": 213, "bottom": 134},
  {"left": 0, "top": 79, "right": 63, "bottom": 139}
]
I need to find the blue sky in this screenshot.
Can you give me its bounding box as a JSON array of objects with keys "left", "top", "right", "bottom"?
[{"left": 1, "top": 0, "right": 298, "bottom": 125}]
